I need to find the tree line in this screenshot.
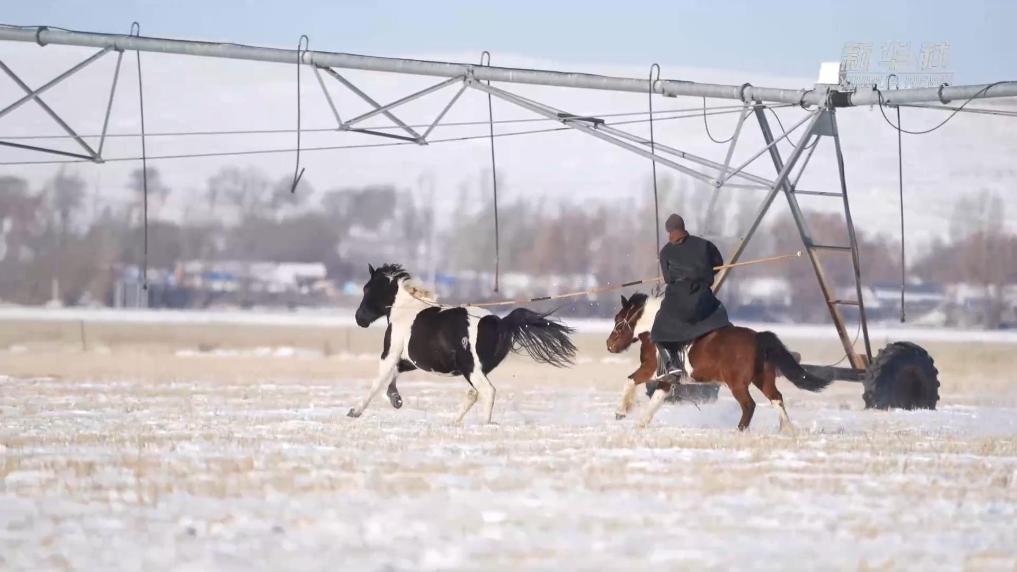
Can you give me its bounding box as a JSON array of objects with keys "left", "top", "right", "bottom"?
[{"left": 0, "top": 166, "right": 1013, "bottom": 326}]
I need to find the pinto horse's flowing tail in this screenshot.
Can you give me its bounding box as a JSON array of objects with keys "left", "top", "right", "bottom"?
[
  {"left": 500, "top": 308, "right": 576, "bottom": 367},
  {"left": 756, "top": 331, "right": 832, "bottom": 392}
]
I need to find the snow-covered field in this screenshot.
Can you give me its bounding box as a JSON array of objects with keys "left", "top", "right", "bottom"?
[
  {"left": 1, "top": 312, "right": 1016, "bottom": 570},
  {"left": 2, "top": 360, "right": 1016, "bottom": 570}
]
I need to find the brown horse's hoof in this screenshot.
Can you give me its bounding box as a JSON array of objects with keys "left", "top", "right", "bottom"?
[
  {"left": 347, "top": 408, "right": 362, "bottom": 418},
  {"left": 615, "top": 413, "right": 626, "bottom": 420}
]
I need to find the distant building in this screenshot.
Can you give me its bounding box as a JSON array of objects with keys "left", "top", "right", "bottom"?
[
  {"left": 112, "top": 261, "right": 334, "bottom": 309},
  {"left": 734, "top": 277, "right": 792, "bottom": 308}
]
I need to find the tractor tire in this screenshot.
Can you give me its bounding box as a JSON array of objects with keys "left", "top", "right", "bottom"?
[
  {"left": 667, "top": 383, "right": 720, "bottom": 405},
  {"left": 863, "top": 342, "right": 940, "bottom": 410}
]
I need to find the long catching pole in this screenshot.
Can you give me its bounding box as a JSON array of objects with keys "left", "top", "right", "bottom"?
[{"left": 465, "top": 251, "right": 802, "bottom": 308}]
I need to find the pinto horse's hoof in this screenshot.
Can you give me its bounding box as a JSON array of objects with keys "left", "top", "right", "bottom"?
[
  {"left": 615, "top": 413, "right": 626, "bottom": 421},
  {"left": 347, "top": 408, "right": 362, "bottom": 418},
  {"left": 388, "top": 392, "right": 403, "bottom": 409}
]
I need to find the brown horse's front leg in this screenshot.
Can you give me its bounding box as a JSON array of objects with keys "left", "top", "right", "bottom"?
[
  {"left": 615, "top": 380, "right": 637, "bottom": 420},
  {"left": 616, "top": 334, "right": 658, "bottom": 420},
  {"left": 631, "top": 333, "right": 658, "bottom": 383}
]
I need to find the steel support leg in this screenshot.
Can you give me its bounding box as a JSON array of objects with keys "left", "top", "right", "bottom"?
[
  {"left": 754, "top": 108, "right": 867, "bottom": 369},
  {"left": 830, "top": 111, "right": 873, "bottom": 361}
]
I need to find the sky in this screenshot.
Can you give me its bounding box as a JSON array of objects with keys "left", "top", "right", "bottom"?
[
  {"left": 4, "top": 0, "right": 1015, "bottom": 83},
  {"left": 1, "top": 1, "right": 1015, "bottom": 249}
]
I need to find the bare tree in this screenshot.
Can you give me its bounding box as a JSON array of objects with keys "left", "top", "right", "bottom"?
[
  {"left": 915, "top": 191, "right": 1012, "bottom": 327},
  {"left": 269, "top": 175, "right": 313, "bottom": 216},
  {"left": 47, "top": 168, "right": 86, "bottom": 241},
  {"left": 0, "top": 176, "right": 39, "bottom": 262},
  {"left": 127, "top": 166, "right": 171, "bottom": 222},
  {"left": 206, "top": 166, "right": 271, "bottom": 221}
]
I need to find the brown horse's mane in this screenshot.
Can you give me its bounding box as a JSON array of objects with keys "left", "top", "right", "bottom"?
[{"left": 626, "top": 292, "right": 649, "bottom": 310}]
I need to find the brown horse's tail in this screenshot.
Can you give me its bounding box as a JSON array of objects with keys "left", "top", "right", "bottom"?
[{"left": 755, "top": 331, "right": 832, "bottom": 392}]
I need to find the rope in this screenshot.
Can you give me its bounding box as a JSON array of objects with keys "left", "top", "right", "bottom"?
[
  {"left": 875, "top": 81, "right": 1010, "bottom": 135},
  {"left": 480, "top": 51, "right": 500, "bottom": 292},
  {"left": 648, "top": 63, "right": 662, "bottom": 273},
  {"left": 874, "top": 80, "right": 1013, "bottom": 320},
  {"left": 897, "top": 102, "right": 1017, "bottom": 118},
  {"left": 702, "top": 96, "right": 736, "bottom": 144},
  {"left": 766, "top": 106, "right": 819, "bottom": 151},
  {"left": 824, "top": 319, "right": 862, "bottom": 368},
  {"left": 896, "top": 103, "right": 906, "bottom": 322},
  {"left": 131, "top": 22, "right": 149, "bottom": 293},
  {"left": 290, "top": 35, "right": 309, "bottom": 193}
]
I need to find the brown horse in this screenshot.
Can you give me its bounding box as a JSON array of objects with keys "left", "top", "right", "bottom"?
[{"left": 606, "top": 293, "right": 831, "bottom": 430}]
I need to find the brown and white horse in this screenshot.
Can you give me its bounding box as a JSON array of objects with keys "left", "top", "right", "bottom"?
[{"left": 606, "top": 293, "right": 831, "bottom": 431}]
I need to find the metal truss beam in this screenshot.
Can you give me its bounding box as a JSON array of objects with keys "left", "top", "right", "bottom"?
[
  {"left": 595, "top": 123, "right": 773, "bottom": 188},
  {"left": 313, "top": 67, "right": 468, "bottom": 145},
  {"left": 341, "top": 75, "right": 462, "bottom": 129},
  {"left": 470, "top": 80, "right": 717, "bottom": 185},
  {"left": 421, "top": 84, "right": 467, "bottom": 140},
  {"left": 1, "top": 26, "right": 1014, "bottom": 107},
  {"left": 319, "top": 67, "right": 424, "bottom": 142},
  {"left": 717, "top": 110, "right": 815, "bottom": 186},
  {"left": 469, "top": 80, "right": 784, "bottom": 191},
  {"left": 0, "top": 47, "right": 115, "bottom": 161}
]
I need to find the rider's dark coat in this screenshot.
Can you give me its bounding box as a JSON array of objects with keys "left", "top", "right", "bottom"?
[{"left": 650, "top": 235, "right": 731, "bottom": 344}]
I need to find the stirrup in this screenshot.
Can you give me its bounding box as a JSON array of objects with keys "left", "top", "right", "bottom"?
[{"left": 649, "top": 368, "right": 685, "bottom": 383}]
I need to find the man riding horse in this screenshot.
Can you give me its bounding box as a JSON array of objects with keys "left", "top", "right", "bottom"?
[{"left": 650, "top": 214, "right": 731, "bottom": 390}]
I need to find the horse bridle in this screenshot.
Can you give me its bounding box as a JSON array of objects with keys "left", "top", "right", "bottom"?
[{"left": 612, "top": 304, "right": 642, "bottom": 341}]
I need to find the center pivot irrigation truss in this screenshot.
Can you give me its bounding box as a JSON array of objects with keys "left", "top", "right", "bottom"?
[{"left": 2, "top": 24, "right": 1015, "bottom": 407}]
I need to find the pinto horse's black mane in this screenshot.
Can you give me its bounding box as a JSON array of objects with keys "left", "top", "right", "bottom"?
[{"left": 376, "top": 263, "right": 410, "bottom": 281}]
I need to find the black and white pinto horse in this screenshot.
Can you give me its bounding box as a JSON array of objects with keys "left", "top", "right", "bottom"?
[{"left": 350, "top": 264, "right": 577, "bottom": 423}]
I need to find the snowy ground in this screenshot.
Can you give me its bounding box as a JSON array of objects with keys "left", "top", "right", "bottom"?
[
  {"left": 2, "top": 362, "right": 1016, "bottom": 570},
  {"left": 6, "top": 305, "right": 1017, "bottom": 344}
]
